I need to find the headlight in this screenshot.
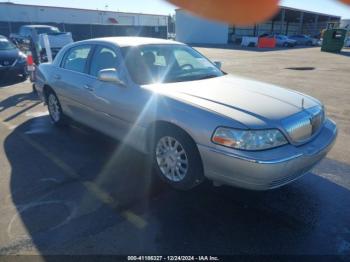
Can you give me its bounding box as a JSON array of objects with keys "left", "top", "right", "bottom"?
[
  {"left": 18, "top": 52, "right": 27, "bottom": 62},
  {"left": 212, "top": 127, "right": 288, "bottom": 150}
]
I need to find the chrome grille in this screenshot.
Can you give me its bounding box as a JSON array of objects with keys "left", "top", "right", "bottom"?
[
  {"left": 311, "top": 111, "right": 323, "bottom": 133},
  {"left": 0, "top": 58, "right": 16, "bottom": 67},
  {"left": 282, "top": 106, "right": 324, "bottom": 143},
  {"left": 269, "top": 166, "right": 311, "bottom": 188},
  {"left": 285, "top": 116, "right": 312, "bottom": 142}
]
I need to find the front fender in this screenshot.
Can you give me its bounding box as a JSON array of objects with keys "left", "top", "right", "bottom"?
[{"left": 149, "top": 95, "right": 247, "bottom": 149}]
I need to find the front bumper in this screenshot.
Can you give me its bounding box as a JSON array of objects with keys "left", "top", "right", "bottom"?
[
  {"left": 198, "top": 119, "right": 337, "bottom": 190},
  {"left": 0, "top": 61, "right": 27, "bottom": 77}
]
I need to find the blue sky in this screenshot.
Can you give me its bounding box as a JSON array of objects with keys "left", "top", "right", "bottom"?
[{"left": 2, "top": 0, "right": 350, "bottom": 18}]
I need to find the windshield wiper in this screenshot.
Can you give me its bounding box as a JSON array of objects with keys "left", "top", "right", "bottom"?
[
  {"left": 164, "top": 73, "right": 220, "bottom": 83},
  {"left": 196, "top": 74, "right": 219, "bottom": 80}
]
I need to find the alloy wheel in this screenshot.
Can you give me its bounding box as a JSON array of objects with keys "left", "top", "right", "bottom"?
[
  {"left": 48, "top": 94, "right": 60, "bottom": 122},
  {"left": 155, "top": 136, "right": 189, "bottom": 182}
]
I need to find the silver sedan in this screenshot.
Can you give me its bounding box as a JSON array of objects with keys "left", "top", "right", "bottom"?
[{"left": 35, "top": 37, "right": 337, "bottom": 191}]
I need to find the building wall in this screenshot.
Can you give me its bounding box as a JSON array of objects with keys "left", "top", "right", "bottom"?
[
  {"left": 0, "top": 21, "right": 168, "bottom": 41},
  {"left": 0, "top": 3, "right": 167, "bottom": 26},
  {"left": 0, "top": 3, "right": 168, "bottom": 40},
  {"left": 341, "top": 19, "right": 350, "bottom": 29},
  {"left": 175, "top": 10, "right": 228, "bottom": 44},
  {"left": 176, "top": 7, "right": 339, "bottom": 44},
  {"left": 230, "top": 20, "right": 337, "bottom": 43}
]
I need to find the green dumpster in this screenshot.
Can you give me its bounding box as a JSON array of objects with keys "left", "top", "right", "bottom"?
[{"left": 321, "top": 29, "right": 347, "bottom": 53}]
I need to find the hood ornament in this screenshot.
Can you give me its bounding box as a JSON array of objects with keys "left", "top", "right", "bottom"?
[{"left": 301, "top": 98, "right": 305, "bottom": 110}]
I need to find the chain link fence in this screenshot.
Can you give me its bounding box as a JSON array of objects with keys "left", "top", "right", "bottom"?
[{"left": 0, "top": 21, "right": 168, "bottom": 41}]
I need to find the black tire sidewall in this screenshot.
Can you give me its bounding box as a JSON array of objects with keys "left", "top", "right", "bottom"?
[
  {"left": 47, "top": 91, "right": 65, "bottom": 126},
  {"left": 152, "top": 127, "right": 204, "bottom": 191}
]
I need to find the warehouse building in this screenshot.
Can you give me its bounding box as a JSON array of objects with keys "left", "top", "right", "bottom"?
[
  {"left": 341, "top": 19, "right": 350, "bottom": 29},
  {"left": 176, "top": 6, "right": 341, "bottom": 44},
  {"left": 0, "top": 2, "right": 168, "bottom": 40}
]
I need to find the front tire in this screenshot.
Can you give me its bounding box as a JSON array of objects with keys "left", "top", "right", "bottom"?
[
  {"left": 46, "top": 90, "right": 67, "bottom": 126},
  {"left": 32, "top": 83, "right": 37, "bottom": 93},
  {"left": 152, "top": 126, "right": 204, "bottom": 191},
  {"left": 20, "top": 73, "right": 28, "bottom": 81}
]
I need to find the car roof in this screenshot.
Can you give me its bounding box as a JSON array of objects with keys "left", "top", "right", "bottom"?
[
  {"left": 79, "top": 37, "right": 184, "bottom": 48},
  {"left": 0, "top": 35, "right": 9, "bottom": 41},
  {"left": 22, "top": 25, "right": 57, "bottom": 28}
]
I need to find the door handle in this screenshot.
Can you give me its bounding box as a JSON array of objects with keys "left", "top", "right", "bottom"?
[
  {"left": 83, "top": 84, "right": 94, "bottom": 92},
  {"left": 53, "top": 74, "right": 61, "bottom": 80}
]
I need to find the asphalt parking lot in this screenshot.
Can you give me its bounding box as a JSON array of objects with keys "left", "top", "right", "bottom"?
[{"left": 0, "top": 46, "right": 350, "bottom": 258}]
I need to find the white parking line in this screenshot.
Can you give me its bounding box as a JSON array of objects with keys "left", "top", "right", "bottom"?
[{"left": 25, "top": 111, "right": 49, "bottom": 118}]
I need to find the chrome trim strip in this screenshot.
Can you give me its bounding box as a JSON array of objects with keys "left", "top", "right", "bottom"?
[
  {"left": 282, "top": 105, "right": 324, "bottom": 145},
  {"left": 0, "top": 58, "right": 17, "bottom": 68},
  {"left": 11, "top": 59, "right": 18, "bottom": 67},
  {"left": 198, "top": 144, "right": 303, "bottom": 164}
]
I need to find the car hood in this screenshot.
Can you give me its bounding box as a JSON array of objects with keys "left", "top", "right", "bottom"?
[
  {"left": 145, "top": 74, "right": 320, "bottom": 128},
  {"left": 0, "top": 48, "right": 20, "bottom": 59}
]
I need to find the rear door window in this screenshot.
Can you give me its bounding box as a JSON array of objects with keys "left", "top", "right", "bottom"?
[
  {"left": 89, "top": 46, "right": 118, "bottom": 77},
  {"left": 62, "top": 45, "right": 92, "bottom": 74}
]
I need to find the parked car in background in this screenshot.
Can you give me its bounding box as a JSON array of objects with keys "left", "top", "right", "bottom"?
[
  {"left": 345, "top": 36, "right": 350, "bottom": 47},
  {"left": 259, "top": 34, "right": 296, "bottom": 47},
  {"left": 0, "top": 35, "right": 27, "bottom": 80},
  {"left": 35, "top": 37, "right": 337, "bottom": 191},
  {"left": 167, "top": 32, "right": 176, "bottom": 40},
  {"left": 10, "top": 25, "right": 73, "bottom": 63},
  {"left": 275, "top": 35, "right": 297, "bottom": 47},
  {"left": 311, "top": 34, "right": 321, "bottom": 46},
  {"left": 259, "top": 33, "right": 274, "bottom": 38},
  {"left": 289, "top": 35, "right": 313, "bottom": 45}
]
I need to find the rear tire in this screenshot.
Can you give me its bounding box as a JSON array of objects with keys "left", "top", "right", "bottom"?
[
  {"left": 46, "top": 90, "right": 67, "bottom": 126},
  {"left": 152, "top": 126, "right": 205, "bottom": 191}
]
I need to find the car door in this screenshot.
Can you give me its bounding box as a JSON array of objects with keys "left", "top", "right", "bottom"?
[
  {"left": 292, "top": 35, "right": 301, "bottom": 44},
  {"left": 299, "top": 35, "right": 307, "bottom": 45},
  {"left": 50, "top": 44, "right": 97, "bottom": 127},
  {"left": 276, "top": 36, "right": 282, "bottom": 46},
  {"left": 85, "top": 44, "right": 145, "bottom": 141}
]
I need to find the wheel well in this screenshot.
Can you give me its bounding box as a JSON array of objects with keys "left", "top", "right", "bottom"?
[
  {"left": 145, "top": 121, "right": 202, "bottom": 159},
  {"left": 43, "top": 85, "right": 54, "bottom": 103}
]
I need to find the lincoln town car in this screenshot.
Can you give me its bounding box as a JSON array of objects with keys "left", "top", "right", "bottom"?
[{"left": 35, "top": 37, "right": 337, "bottom": 190}]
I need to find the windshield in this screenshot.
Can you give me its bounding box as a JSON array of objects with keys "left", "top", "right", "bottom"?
[
  {"left": 121, "top": 44, "right": 224, "bottom": 85},
  {"left": 0, "top": 39, "right": 16, "bottom": 50},
  {"left": 36, "top": 27, "right": 60, "bottom": 35}
]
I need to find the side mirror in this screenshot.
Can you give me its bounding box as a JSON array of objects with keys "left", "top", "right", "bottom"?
[
  {"left": 214, "top": 61, "right": 222, "bottom": 70},
  {"left": 98, "top": 68, "right": 125, "bottom": 86}
]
